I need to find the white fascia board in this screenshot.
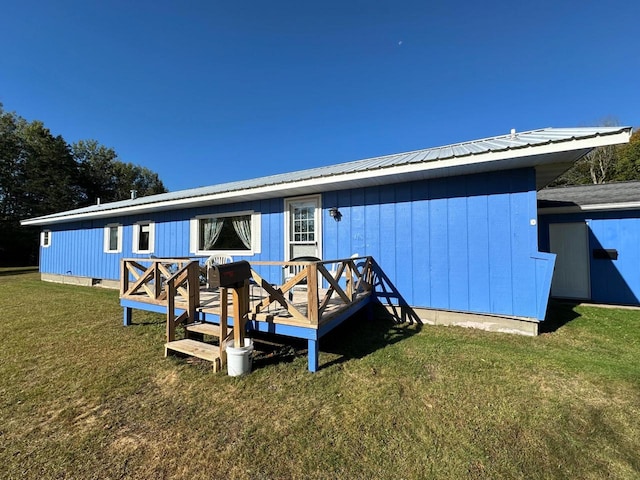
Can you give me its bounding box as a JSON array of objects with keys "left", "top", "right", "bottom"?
[
  {"left": 539, "top": 202, "right": 640, "bottom": 215},
  {"left": 21, "top": 129, "right": 632, "bottom": 227}
]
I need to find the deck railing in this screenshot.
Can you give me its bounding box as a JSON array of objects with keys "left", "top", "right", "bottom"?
[
  {"left": 165, "top": 261, "right": 200, "bottom": 341},
  {"left": 248, "top": 256, "right": 373, "bottom": 325},
  {"left": 120, "top": 258, "right": 201, "bottom": 340},
  {"left": 120, "top": 257, "right": 202, "bottom": 303},
  {"left": 120, "top": 256, "right": 375, "bottom": 327}
]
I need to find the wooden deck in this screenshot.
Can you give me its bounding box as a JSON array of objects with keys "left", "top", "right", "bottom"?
[{"left": 120, "top": 257, "right": 378, "bottom": 372}]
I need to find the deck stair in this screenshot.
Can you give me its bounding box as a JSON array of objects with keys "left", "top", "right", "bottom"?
[
  {"left": 165, "top": 321, "right": 230, "bottom": 372},
  {"left": 164, "top": 338, "right": 222, "bottom": 363},
  {"left": 184, "top": 321, "right": 224, "bottom": 337},
  {"left": 163, "top": 264, "right": 231, "bottom": 372}
]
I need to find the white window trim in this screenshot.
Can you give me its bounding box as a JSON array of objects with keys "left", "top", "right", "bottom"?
[
  {"left": 190, "top": 210, "right": 261, "bottom": 256},
  {"left": 104, "top": 223, "right": 123, "bottom": 253},
  {"left": 41, "top": 230, "right": 51, "bottom": 248},
  {"left": 132, "top": 220, "right": 155, "bottom": 254}
]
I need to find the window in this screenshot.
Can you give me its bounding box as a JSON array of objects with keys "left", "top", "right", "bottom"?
[
  {"left": 133, "top": 221, "right": 155, "bottom": 254},
  {"left": 41, "top": 230, "right": 51, "bottom": 248},
  {"left": 190, "top": 211, "right": 261, "bottom": 255},
  {"left": 104, "top": 224, "right": 122, "bottom": 253}
]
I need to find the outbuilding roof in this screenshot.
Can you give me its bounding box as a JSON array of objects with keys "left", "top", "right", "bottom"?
[
  {"left": 22, "top": 126, "right": 632, "bottom": 226},
  {"left": 538, "top": 181, "right": 640, "bottom": 213}
]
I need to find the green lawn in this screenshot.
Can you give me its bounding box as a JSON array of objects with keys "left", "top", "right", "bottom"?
[{"left": 1, "top": 270, "right": 639, "bottom": 479}]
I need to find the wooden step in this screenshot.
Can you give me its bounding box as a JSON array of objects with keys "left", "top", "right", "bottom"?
[
  {"left": 165, "top": 339, "right": 221, "bottom": 363},
  {"left": 184, "top": 322, "right": 223, "bottom": 337}
]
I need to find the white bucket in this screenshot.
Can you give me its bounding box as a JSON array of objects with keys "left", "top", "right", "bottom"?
[{"left": 226, "top": 338, "right": 254, "bottom": 376}]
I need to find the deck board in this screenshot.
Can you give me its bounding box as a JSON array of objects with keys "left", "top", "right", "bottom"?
[{"left": 165, "top": 339, "right": 220, "bottom": 362}]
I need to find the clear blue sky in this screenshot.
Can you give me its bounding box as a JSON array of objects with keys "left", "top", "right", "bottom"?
[{"left": 1, "top": 0, "right": 638, "bottom": 192}]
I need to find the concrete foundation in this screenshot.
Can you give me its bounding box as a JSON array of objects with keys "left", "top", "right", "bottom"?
[
  {"left": 406, "top": 306, "right": 539, "bottom": 336},
  {"left": 41, "top": 273, "right": 119, "bottom": 290}
]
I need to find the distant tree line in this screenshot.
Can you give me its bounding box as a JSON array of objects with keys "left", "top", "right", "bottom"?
[
  {"left": 0, "top": 103, "right": 167, "bottom": 266},
  {"left": 551, "top": 127, "right": 640, "bottom": 186}
]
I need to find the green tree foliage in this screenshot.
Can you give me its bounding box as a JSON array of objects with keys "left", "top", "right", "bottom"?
[
  {"left": 550, "top": 124, "right": 640, "bottom": 187},
  {"left": 612, "top": 130, "right": 640, "bottom": 181},
  {"left": 0, "top": 103, "right": 167, "bottom": 265},
  {"left": 72, "top": 140, "right": 166, "bottom": 204}
]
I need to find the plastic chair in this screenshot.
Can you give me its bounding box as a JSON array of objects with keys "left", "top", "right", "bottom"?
[{"left": 283, "top": 256, "right": 321, "bottom": 301}]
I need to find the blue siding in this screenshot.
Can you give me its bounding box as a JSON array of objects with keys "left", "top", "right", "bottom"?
[
  {"left": 323, "top": 168, "right": 550, "bottom": 320},
  {"left": 540, "top": 210, "right": 640, "bottom": 305},
  {"left": 41, "top": 198, "right": 284, "bottom": 284},
  {"left": 41, "top": 167, "right": 553, "bottom": 320}
]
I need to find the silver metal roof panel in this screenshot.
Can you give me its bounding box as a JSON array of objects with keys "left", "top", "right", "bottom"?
[{"left": 22, "top": 126, "right": 632, "bottom": 225}]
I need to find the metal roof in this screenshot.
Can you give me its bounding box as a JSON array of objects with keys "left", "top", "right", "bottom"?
[
  {"left": 22, "top": 126, "right": 632, "bottom": 226},
  {"left": 538, "top": 180, "right": 640, "bottom": 212}
]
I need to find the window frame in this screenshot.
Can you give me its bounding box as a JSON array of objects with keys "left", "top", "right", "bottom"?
[
  {"left": 103, "top": 223, "right": 123, "bottom": 254},
  {"left": 190, "top": 210, "right": 261, "bottom": 256},
  {"left": 132, "top": 220, "right": 155, "bottom": 254},
  {"left": 41, "top": 230, "right": 51, "bottom": 248}
]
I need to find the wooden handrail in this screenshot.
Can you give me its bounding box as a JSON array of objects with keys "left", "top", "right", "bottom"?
[{"left": 166, "top": 260, "right": 200, "bottom": 342}]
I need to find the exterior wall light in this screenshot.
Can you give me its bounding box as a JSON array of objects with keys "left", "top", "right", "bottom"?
[{"left": 329, "top": 207, "right": 342, "bottom": 221}]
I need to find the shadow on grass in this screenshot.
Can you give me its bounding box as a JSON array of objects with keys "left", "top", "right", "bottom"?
[
  {"left": 251, "top": 303, "right": 422, "bottom": 371},
  {"left": 540, "top": 300, "right": 583, "bottom": 333},
  {"left": 0, "top": 267, "right": 38, "bottom": 276}
]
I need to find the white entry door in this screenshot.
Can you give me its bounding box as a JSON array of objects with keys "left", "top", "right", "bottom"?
[
  {"left": 284, "top": 195, "right": 322, "bottom": 260},
  {"left": 549, "top": 222, "right": 591, "bottom": 300}
]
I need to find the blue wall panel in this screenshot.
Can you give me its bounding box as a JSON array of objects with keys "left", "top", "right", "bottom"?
[
  {"left": 41, "top": 167, "right": 550, "bottom": 320},
  {"left": 428, "top": 180, "right": 450, "bottom": 309},
  {"left": 394, "top": 185, "right": 413, "bottom": 305},
  {"left": 467, "top": 191, "right": 490, "bottom": 313},
  {"left": 447, "top": 177, "right": 469, "bottom": 311},
  {"left": 486, "top": 176, "right": 513, "bottom": 315},
  {"left": 411, "top": 181, "right": 430, "bottom": 307}
]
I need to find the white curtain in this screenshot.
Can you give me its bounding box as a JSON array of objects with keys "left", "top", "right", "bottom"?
[
  {"left": 202, "top": 218, "right": 223, "bottom": 250},
  {"left": 232, "top": 216, "right": 252, "bottom": 249}
]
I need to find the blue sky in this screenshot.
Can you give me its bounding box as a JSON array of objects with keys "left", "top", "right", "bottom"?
[{"left": 1, "top": 0, "right": 639, "bottom": 192}]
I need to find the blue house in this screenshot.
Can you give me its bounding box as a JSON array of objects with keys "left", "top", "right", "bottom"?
[
  {"left": 22, "top": 127, "right": 632, "bottom": 344},
  {"left": 539, "top": 181, "right": 640, "bottom": 306}
]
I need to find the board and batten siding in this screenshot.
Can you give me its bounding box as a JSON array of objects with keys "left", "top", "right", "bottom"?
[
  {"left": 39, "top": 167, "right": 554, "bottom": 321},
  {"left": 323, "top": 168, "right": 554, "bottom": 320},
  {"left": 539, "top": 210, "right": 640, "bottom": 306}
]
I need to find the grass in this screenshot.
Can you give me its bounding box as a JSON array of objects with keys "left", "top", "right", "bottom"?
[{"left": 0, "top": 270, "right": 639, "bottom": 479}]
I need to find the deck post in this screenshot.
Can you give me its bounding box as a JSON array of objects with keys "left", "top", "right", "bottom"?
[
  {"left": 307, "top": 263, "right": 319, "bottom": 325},
  {"left": 123, "top": 307, "right": 132, "bottom": 326},
  {"left": 308, "top": 337, "right": 320, "bottom": 372},
  {"left": 232, "top": 281, "right": 248, "bottom": 347}
]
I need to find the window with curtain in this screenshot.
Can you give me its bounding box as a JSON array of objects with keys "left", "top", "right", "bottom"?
[{"left": 195, "top": 212, "right": 257, "bottom": 254}]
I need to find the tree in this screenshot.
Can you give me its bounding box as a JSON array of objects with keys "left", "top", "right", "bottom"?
[
  {"left": 550, "top": 119, "right": 625, "bottom": 186},
  {"left": 73, "top": 140, "right": 167, "bottom": 204},
  {"left": 612, "top": 130, "right": 640, "bottom": 181},
  {"left": 17, "top": 120, "right": 81, "bottom": 217},
  {"left": 585, "top": 144, "right": 619, "bottom": 184},
  {"left": 0, "top": 107, "right": 22, "bottom": 219},
  {"left": 0, "top": 103, "right": 168, "bottom": 265},
  {"left": 73, "top": 139, "right": 120, "bottom": 204}
]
